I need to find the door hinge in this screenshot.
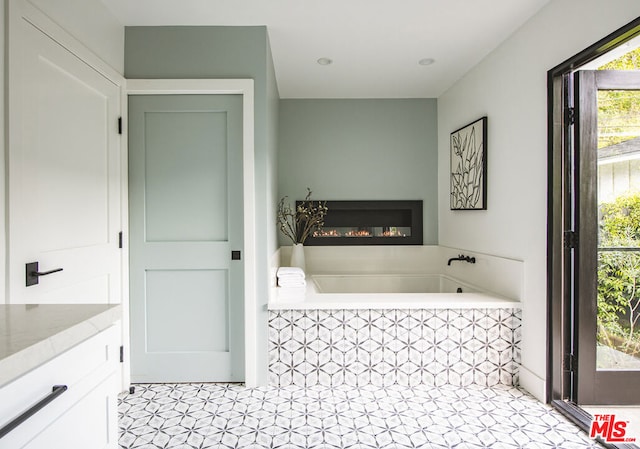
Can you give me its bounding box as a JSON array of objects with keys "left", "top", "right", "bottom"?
[
  {"left": 564, "top": 230, "right": 578, "bottom": 249},
  {"left": 564, "top": 353, "right": 577, "bottom": 372},
  {"left": 118, "top": 231, "right": 123, "bottom": 249},
  {"left": 118, "top": 117, "right": 123, "bottom": 135},
  {"left": 119, "top": 345, "right": 124, "bottom": 363},
  {"left": 566, "top": 107, "right": 575, "bottom": 125}
]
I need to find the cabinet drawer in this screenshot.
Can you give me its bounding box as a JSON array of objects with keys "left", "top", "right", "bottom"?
[
  {"left": 0, "top": 324, "right": 120, "bottom": 449},
  {"left": 21, "top": 372, "right": 119, "bottom": 449}
]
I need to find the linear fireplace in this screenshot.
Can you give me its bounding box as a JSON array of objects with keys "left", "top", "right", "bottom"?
[{"left": 298, "top": 200, "right": 423, "bottom": 246}]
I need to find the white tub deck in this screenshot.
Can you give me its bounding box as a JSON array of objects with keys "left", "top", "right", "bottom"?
[{"left": 269, "top": 274, "right": 521, "bottom": 310}]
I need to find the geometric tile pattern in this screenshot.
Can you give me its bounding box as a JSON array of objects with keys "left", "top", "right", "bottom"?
[
  {"left": 269, "top": 308, "right": 521, "bottom": 388},
  {"left": 118, "top": 383, "right": 604, "bottom": 448}
]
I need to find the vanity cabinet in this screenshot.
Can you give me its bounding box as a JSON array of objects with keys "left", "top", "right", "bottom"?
[{"left": 0, "top": 324, "right": 120, "bottom": 449}]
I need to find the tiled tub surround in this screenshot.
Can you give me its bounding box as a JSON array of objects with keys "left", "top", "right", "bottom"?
[{"left": 269, "top": 308, "right": 521, "bottom": 388}]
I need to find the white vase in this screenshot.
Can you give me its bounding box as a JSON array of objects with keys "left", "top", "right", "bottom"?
[{"left": 290, "top": 243, "right": 306, "bottom": 272}]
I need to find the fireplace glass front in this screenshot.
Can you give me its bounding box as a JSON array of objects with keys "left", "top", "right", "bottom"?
[{"left": 298, "top": 200, "right": 423, "bottom": 246}]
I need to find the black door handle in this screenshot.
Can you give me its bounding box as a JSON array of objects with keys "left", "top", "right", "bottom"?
[
  {"left": 32, "top": 268, "right": 63, "bottom": 276},
  {"left": 26, "top": 262, "right": 63, "bottom": 287}
]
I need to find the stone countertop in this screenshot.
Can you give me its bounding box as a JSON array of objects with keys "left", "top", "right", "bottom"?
[{"left": 0, "top": 304, "right": 122, "bottom": 387}]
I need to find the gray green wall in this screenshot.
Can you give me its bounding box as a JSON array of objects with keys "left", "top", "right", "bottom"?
[
  {"left": 125, "top": 26, "right": 279, "bottom": 385},
  {"left": 278, "top": 99, "right": 438, "bottom": 245}
]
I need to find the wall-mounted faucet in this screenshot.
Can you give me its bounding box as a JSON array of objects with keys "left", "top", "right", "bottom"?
[{"left": 447, "top": 254, "right": 476, "bottom": 266}]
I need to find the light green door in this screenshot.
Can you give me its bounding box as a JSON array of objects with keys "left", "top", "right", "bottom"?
[{"left": 129, "top": 94, "right": 244, "bottom": 383}]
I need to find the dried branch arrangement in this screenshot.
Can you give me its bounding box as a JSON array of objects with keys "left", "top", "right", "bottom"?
[{"left": 277, "top": 188, "right": 328, "bottom": 244}]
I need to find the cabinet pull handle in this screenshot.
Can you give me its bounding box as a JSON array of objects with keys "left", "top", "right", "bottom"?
[{"left": 0, "top": 385, "right": 68, "bottom": 439}]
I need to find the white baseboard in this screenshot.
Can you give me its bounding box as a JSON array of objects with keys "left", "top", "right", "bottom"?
[{"left": 518, "top": 365, "right": 547, "bottom": 402}]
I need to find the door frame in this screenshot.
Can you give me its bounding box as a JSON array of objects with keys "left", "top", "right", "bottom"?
[
  {"left": 125, "top": 79, "right": 257, "bottom": 386},
  {"left": 547, "top": 14, "right": 640, "bottom": 425},
  {"left": 574, "top": 70, "right": 640, "bottom": 405}
]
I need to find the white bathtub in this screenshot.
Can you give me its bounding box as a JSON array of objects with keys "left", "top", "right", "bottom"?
[
  {"left": 313, "top": 274, "right": 480, "bottom": 294},
  {"left": 269, "top": 273, "right": 520, "bottom": 310}
]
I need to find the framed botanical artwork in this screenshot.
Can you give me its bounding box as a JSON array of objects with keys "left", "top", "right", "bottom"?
[{"left": 450, "top": 116, "right": 487, "bottom": 210}]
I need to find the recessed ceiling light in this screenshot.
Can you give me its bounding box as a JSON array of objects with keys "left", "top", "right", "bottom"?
[
  {"left": 317, "top": 57, "right": 333, "bottom": 66},
  {"left": 418, "top": 58, "right": 435, "bottom": 66}
]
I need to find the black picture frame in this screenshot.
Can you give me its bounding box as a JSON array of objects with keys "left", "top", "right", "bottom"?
[{"left": 450, "top": 116, "right": 487, "bottom": 210}]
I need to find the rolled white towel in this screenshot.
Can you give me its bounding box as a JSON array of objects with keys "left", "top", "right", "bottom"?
[
  {"left": 278, "top": 275, "right": 305, "bottom": 283},
  {"left": 277, "top": 266, "right": 305, "bottom": 278},
  {"left": 278, "top": 278, "right": 307, "bottom": 288},
  {"left": 277, "top": 268, "right": 306, "bottom": 284}
]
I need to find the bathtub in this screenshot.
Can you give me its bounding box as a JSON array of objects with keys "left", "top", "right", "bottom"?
[
  {"left": 313, "top": 274, "right": 480, "bottom": 294},
  {"left": 269, "top": 273, "right": 520, "bottom": 310}
]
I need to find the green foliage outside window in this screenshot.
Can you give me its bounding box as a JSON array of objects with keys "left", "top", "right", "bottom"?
[
  {"left": 596, "top": 46, "right": 640, "bottom": 357},
  {"left": 599, "top": 47, "right": 640, "bottom": 71},
  {"left": 598, "top": 192, "right": 640, "bottom": 356},
  {"left": 597, "top": 47, "right": 640, "bottom": 149}
]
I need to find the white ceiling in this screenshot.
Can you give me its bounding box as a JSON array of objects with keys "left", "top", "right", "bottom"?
[{"left": 101, "top": 0, "right": 551, "bottom": 99}]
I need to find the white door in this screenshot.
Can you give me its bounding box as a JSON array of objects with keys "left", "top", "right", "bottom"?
[
  {"left": 128, "top": 94, "right": 244, "bottom": 383},
  {"left": 8, "top": 13, "right": 122, "bottom": 303}
]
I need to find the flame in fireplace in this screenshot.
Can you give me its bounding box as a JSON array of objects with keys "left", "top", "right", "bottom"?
[
  {"left": 313, "top": 229, "right": 341, "bottom": 237},
  {"left": 346, "top": 230, "right": 372, "bottom": 237}
]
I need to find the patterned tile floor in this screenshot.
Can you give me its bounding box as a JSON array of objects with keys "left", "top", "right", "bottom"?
[{"left": 118, "top": 383, "right": 604, "bottom": 449}]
